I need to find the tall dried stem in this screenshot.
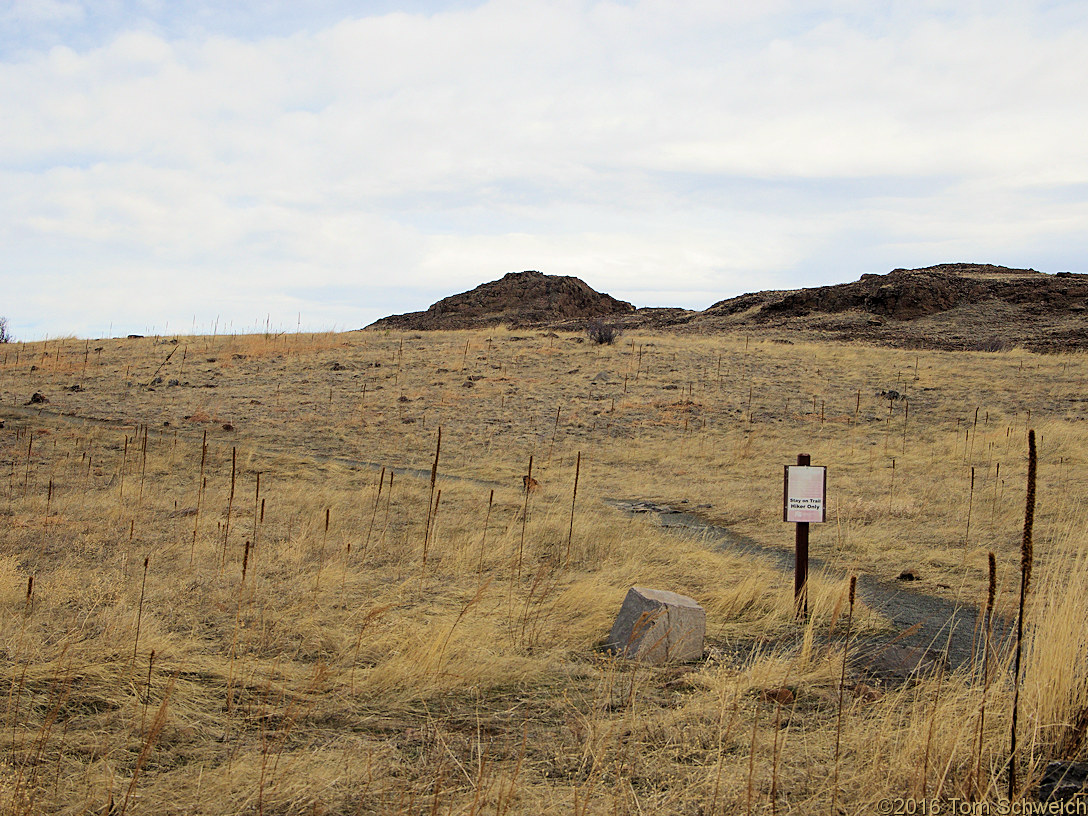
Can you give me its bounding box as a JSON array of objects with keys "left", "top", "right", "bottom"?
[
  {"left": 973, "top": 551, "right": 997, "bottom": 800},
  {"left": 362, "top": 466, "right": 385, "bottom": 559},
  {"left": 517, "top": 455, "right": 533, "bottom": 581},
  {"left": 565, "top": 452, "right": 581, "bottom": 565},
  {"left": 221, "top": 446, "right": 236, "bottom": 569},
  {"left": 130, "top": 556, "right": 149, "bottom": 672},
  {"left": 1009, "top": 428, "right": 1036, "bottom": 799},
  {"left": 831, "top": 575, "right": 856, "bottom": 815},
  {"left": 477, "top": 489, "right": 494, "bottom": 578}
]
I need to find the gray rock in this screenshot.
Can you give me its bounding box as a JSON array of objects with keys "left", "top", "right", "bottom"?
[
  {"left": 1038, "top": 760, "right": 1088, "bottom": 802},
  {"left": 606, "top": 587, "right": 706, "bottom": 664}
]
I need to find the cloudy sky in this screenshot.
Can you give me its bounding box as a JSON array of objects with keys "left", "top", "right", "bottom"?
[{"left": 2, "top": 0, "right": 1086, "bottom": 340}]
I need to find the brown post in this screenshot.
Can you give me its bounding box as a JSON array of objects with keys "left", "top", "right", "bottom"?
[{"left": 795, "top": 453, "right": 810, "bottom": 619}]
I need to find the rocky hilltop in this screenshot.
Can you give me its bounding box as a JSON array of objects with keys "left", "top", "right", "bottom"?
[
  {"left": 673, "top": 263, "right": 1088, "bottom": 351},
  {"left": 369, "top": 264, "right": 1088, "bottom": 351},
  {"left": 704, "top": 264, "right": 1063, "bottom": 321},
  {"left": 367, "top": 270, "right": 635, "bottom": 330}
]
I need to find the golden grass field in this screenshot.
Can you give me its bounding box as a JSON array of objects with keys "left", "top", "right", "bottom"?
[{"left": 2, "top": 327, "right": 1088, "bottom": 814}]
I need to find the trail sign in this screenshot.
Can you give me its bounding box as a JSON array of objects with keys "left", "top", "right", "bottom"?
[
  {"left": 784, "top": 455, "right": 826, "bottom": 620},
  {"left": 783, "top": 464, "right": 827, "bottom": 523}
]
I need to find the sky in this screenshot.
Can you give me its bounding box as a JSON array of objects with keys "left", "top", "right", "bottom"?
[{"left": 2, "top": 0, "right": 1087, "bottom": 340}]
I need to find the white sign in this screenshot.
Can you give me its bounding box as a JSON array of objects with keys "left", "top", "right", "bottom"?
[{"left": 784, "top": 465, "right": 826, "bottom": 523}]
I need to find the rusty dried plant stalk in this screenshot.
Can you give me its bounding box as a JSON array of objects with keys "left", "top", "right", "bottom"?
[{"left": 1009, "top": 428, "right": 1037, "bottom": 800}]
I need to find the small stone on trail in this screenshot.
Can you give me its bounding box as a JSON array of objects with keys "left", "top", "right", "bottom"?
[
  {"left": 26, "top": 392, "right": 48, "bottom": 405},
  {"left": 850, "top": 682, "right": 882, "bottom": 703},
  {"left": 759, "top": 686, "right": 795, "bottom": 705},
  {"left": 897, "top": 570, "right": 920, "bottom": 581},
  {"left": 1038, "top": 760, "right": 1088, "bottom": 803}
]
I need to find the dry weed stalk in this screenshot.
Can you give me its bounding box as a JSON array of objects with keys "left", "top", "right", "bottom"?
[
  {"left": 972, "top": 551, "right": 997, "bottom": 799},
  {"left": 1009, "top": 428, "right": 1036, "bottom": 799},
  {"left": 118, "top": 672, "right": 177, "bottom": 816},
  {"left": 118, "top": 434, "right": 128, "bottom": 501},
  {"left": 252, "top": 470, "right": 261, "bottom": 549},
  {"left": 362, "top": 465, "right": 386, "bottom": 559},
  {"left": 140, "top": 649, "right": 155, "bottom": 734},
  {"left": 380, "top": 470, "right": 395, "bottom": 545},
  {"left": 745, "top": 706, "right": 760, "bottom": 816},
  {"left": 130, "top": 555, "right": 149, "bottom": 671},
  {"left": 422, "top": 428, "right": 442, "bottom": 586},
  {"left": 830, "top": 575, "right": 856, "bottom": 815},
  {"left": 221, "top": 445, "right": 237, "bottom": 568},
  {"left": 920, "top": 659, "right": 947, "bottom": 798},
  {"left": 422, "top": 489, "right": 441, "bottom": 588},
  {"left": 565, "top": 451, "right": 581, "bottom": 565},
  {"left": 191, "top": 430, "right": 207, "bottom": 567},
  {"left": 517, "top": 455, "right": 533, "bottom": 581},
  {"left": 477, "top": 488, "right": 494, "bottom": 578},
  {"left": 964, "top": 466, "right": 975, "bottom": 549}
]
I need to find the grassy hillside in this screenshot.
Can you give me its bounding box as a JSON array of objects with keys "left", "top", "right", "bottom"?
[{"left": 1, "top": 328, "right": 1087, "bottom": 813}]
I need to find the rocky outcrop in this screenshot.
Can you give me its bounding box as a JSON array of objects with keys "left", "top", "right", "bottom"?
[
  {"left": 367, "top": 264, "right": 1088, "bottom": 351},
  {"left": 367, "top": 271, "right": 634, "bottom": 331},
  {"left": 690, "top": 264, "right": 1088, "bottom": 351}
]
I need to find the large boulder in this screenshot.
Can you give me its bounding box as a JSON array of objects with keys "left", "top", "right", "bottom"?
[{"left": 606, "top": 587, "right": 705, "bottom": 664}]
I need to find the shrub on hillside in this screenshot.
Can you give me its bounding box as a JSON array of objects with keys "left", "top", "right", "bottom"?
[{"left": 587, "top": 319, "right": 621, "bottom": 345}]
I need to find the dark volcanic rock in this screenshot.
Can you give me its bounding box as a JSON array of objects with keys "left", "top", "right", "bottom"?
[
  {"left": 1038, "top": 760, "right": 1088, "bottom": 802},
  {"left": 368, "top": 271, "right": 634, "bottom": 331},
  {"left": 367, "top": 263, "right": 1088, "bottom": 351},
  {"left": 695, "top": 263, "right": 1088, "bottom": 351},
  {"left": 712, "top": 264, "right": 1052, "bottom": 322}
]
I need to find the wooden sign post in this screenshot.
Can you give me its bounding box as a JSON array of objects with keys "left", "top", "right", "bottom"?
[{"left": 783, "top": 454, "right": 827, "bottom": 619}]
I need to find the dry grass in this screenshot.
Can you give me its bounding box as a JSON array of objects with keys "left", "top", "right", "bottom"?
[{"left": 1, "top": 328, "right": 1087, "bottom": 812}]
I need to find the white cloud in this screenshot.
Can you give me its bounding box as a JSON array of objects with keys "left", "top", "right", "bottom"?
[{"left": 2, "top": 0, "right": 1088, "bottom": 339}]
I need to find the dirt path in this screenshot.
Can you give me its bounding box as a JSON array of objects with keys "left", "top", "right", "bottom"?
[{"left": 606, "top": 499, "right": 1008, "bottom": 678}]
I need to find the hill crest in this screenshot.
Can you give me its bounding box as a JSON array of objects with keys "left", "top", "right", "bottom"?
[
  {"left": 367, "top": 270, "right": 635, "bottom": 331},
  {"left": 369, "top": 263, "right": 1088, "bottom": 351}
]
